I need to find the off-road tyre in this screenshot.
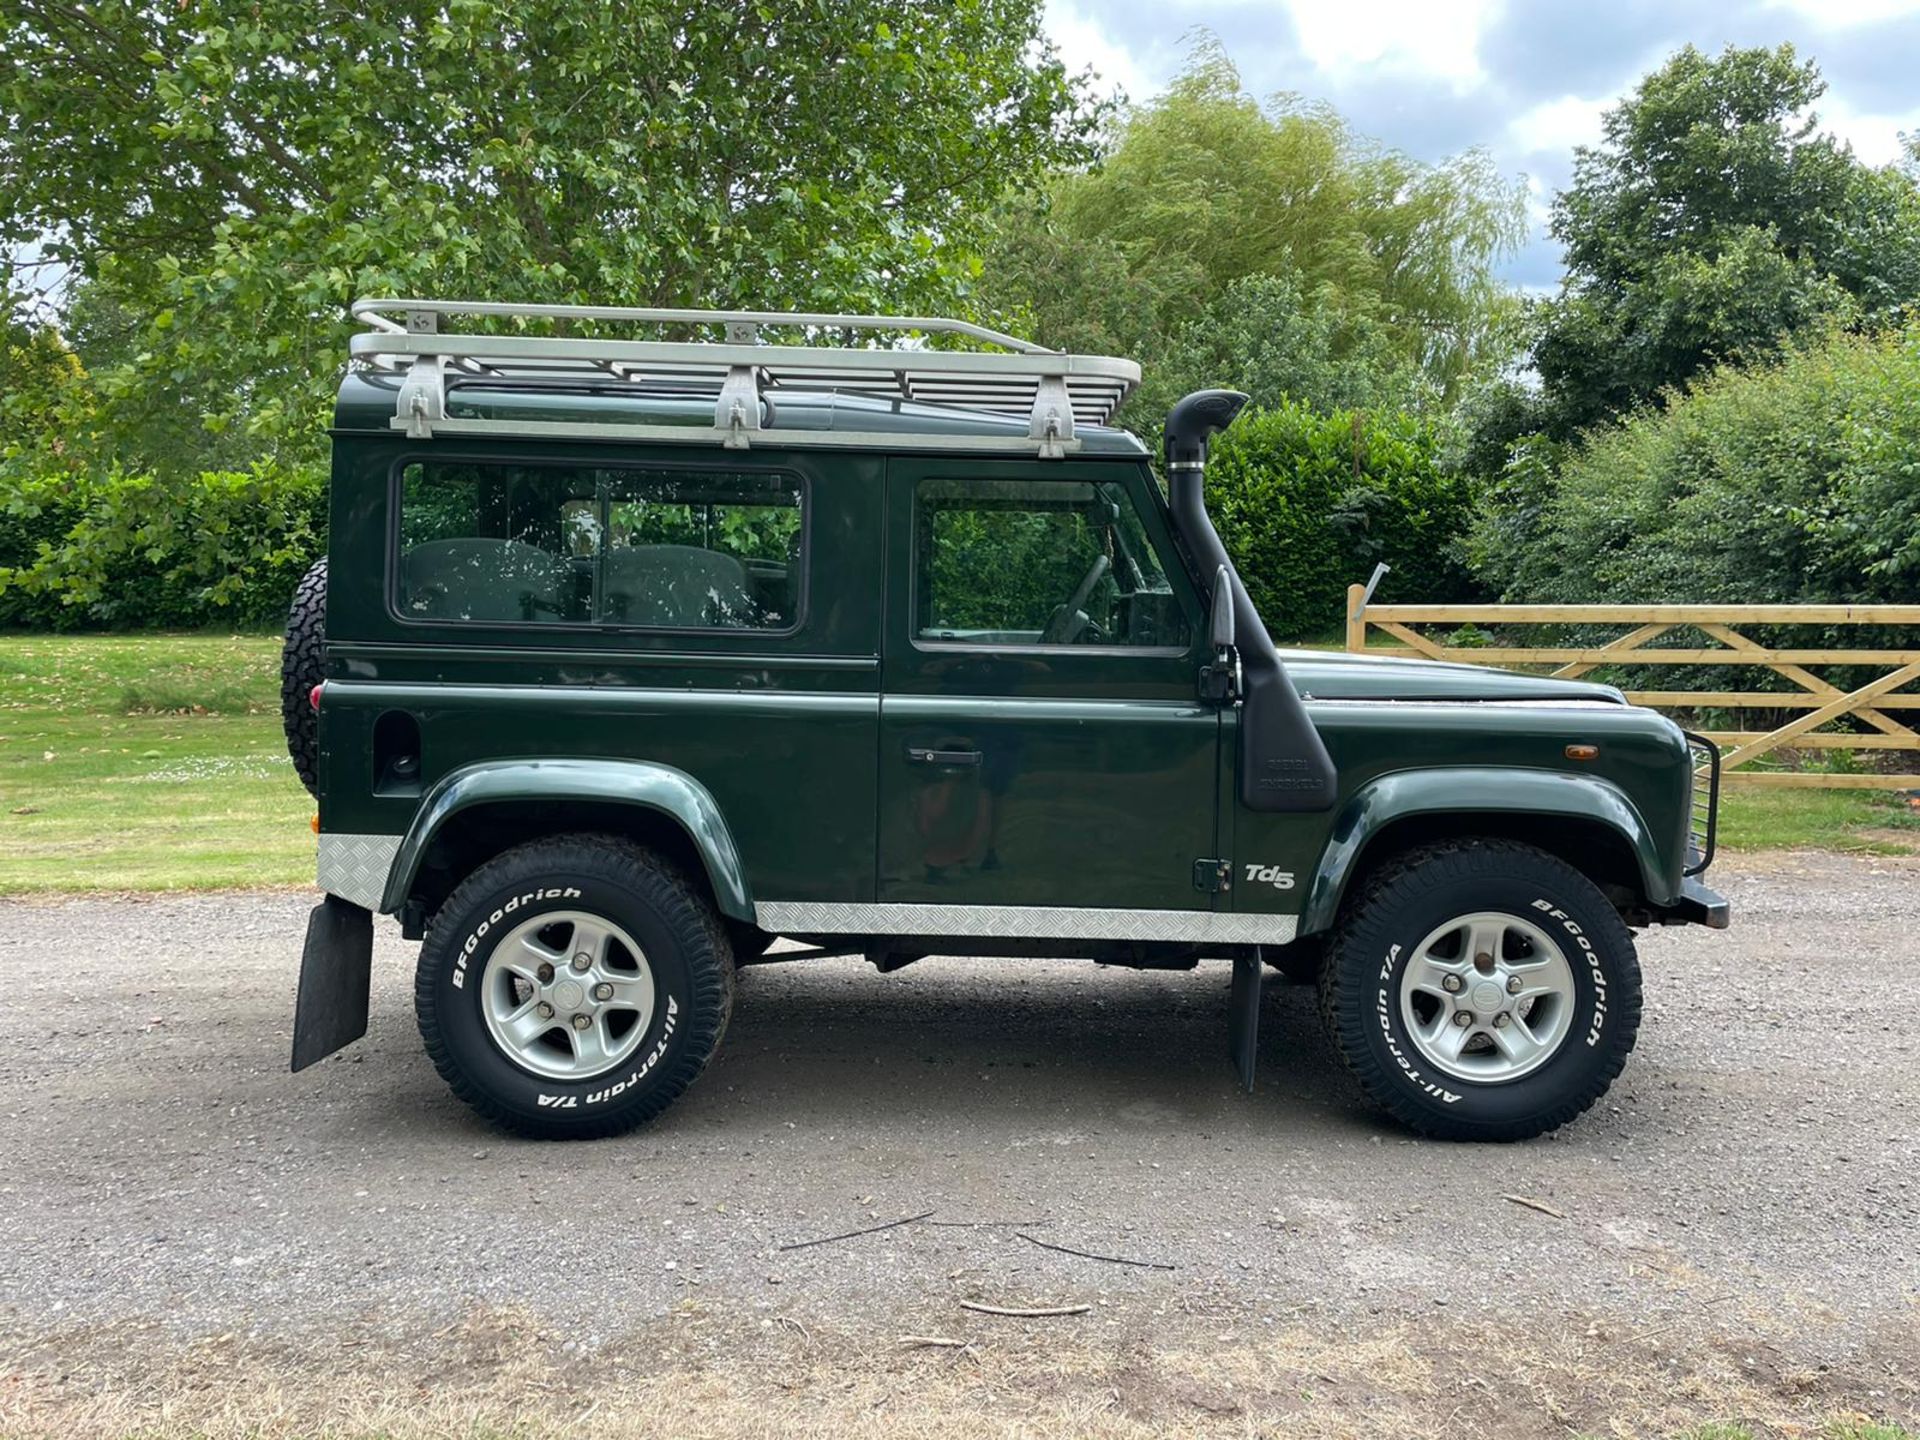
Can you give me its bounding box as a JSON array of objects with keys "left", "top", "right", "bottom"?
[
  {"left": 415, "top": 836, "right": 734, "bottom": 1140},
  {"left": 1318, "top": 839, "right": 1642, "bottom": 1142},
  {"left": 280, "top": 557, "right": 327, "bottom": 796}
]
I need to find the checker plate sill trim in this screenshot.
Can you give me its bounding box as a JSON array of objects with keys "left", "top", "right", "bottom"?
[{"left": 755, "top": 901, "right": 1296, "bottom": 945}]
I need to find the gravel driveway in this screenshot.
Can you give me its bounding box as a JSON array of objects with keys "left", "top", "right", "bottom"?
[{"left": 2, "top": 850, "right": 1917, "bottom": 1434}]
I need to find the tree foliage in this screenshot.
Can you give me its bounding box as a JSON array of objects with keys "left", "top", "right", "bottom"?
[
  {"left": 982, "top": 40, "right": 1526, "bottom": 413},
  {"left": 1527, "top": 44, "right": 1920, "bottom": 441},
  {"left": 0, "top": 462, "right": 325, "bottom": 628},
  {"left": 1467, "top": 321, "right": 1920, "bottom": 607},
  {"left": 0, "top": 0, "right": 1099, "bottom": 468},
  {"left": 0, "top": 312, "right": 88, "bottom": 464},
  {"left": 1132, "top": 272, "right": 1428, "bottom": 423}
]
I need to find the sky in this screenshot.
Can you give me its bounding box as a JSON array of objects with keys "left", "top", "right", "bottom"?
[{"left": 1042, "top": 0, "right": 1920, "bottom": 291}]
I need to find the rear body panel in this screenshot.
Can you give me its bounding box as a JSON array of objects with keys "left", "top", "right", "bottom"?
[{"left": 318, "top": 432, "right": 884, "bottom": 908}]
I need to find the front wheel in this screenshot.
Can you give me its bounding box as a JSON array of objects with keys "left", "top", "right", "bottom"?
[
  {"left": 1318, "top": 839, "right": 1642, "bottom": 1141},
  {"left": 415, "top": 836, "right": 734, "bottom": 1139}
]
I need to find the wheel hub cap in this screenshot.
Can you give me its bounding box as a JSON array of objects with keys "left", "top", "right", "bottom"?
[
  {"left": 479, "top": 910, "right": 656, "bottom": 1082},
  {"left": 1398, "top": 911, "right": 1578, "bottom": 1083}
]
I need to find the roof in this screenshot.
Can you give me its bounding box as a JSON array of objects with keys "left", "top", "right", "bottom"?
[{"left": 336, "top": 299, "right": 1148, "bottom": 459}]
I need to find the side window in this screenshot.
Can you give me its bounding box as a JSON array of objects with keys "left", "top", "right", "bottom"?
[
  {"left": 915, "top": 477, "right": 1190, "bottom": 648},
  {"left": 396, "top": 462, "right": 803, "bottom": 630},
  {"left": 398, "top": 463, "right": 596, "bottom": 623},
  {"left": 602, "top": 470, "right": 802, "bottom": 630}
]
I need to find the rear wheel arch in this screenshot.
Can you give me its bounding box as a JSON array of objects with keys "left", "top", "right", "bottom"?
[{"left": 388, "top": 762, "right": 753, "bottom": 929}]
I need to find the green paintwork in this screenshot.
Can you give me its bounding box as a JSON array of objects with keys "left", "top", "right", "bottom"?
[
  {"left": 1279, "top": 651, "right": 1624, "bottom": 704},
  {"left": 1297, "top": 766, "right": 1670, "bottom": 936},
  {"left": 383, "top": 757, "right": 754, "bottom": 919},
  {"left": 315, "top": 381, "right": 1712, "bottom": 937},
  {"left": 875, "top": 457, "right": 1220, "bottom": 913}
]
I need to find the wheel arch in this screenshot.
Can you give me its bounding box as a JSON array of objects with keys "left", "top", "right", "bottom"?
[
  {"left": 1298, "top": 768, "right": 1670, "bottom": 937},
  {"left": 382, "top": 759, "right": 753, "bottom": 924}
]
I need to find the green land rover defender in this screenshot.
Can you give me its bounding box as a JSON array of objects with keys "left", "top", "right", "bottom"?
[{"left": 286, "top": 298, "right": 1728, "bottom": 1142}]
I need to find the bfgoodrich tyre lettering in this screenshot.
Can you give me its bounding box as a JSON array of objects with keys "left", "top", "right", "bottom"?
[
  {"left": 1319, "top": 839, "right": 1643, "bottom": 1142},
  {"left": 415, "top": 836, "right": 733, "bottom": 1140}
]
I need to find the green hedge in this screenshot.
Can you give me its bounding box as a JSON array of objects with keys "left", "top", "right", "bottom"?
[
  {"left": 0, "top": 462, "right": 325, "bottom": 630},
  {"left": 1469, "top": 322, "right": 1920, "bottom": 606},
  {"left": 1208, "top": 402, "right": 1480, "bottom": 639}
]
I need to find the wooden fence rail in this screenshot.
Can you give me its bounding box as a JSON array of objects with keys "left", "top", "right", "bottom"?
[{"left": 1342, "top": 588, "right": 1920, "bottom": 790}]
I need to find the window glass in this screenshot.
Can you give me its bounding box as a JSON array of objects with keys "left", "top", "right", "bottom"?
[
  {"left": 398, "top": 463, "right": 597, "bottom": 623},
  {"left": 601, "top": 469, "right": 801, "bottom": 630},
  {"left": 915, "top": 477, "right": 1189, "bottom": 648},
  {"left": 397, "top": 462, "right": 802, "bottom": 630}
]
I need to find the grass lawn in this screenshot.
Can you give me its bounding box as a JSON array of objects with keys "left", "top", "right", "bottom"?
[
  {"left": 0, "top": 632, "right": 1914, "bottom": 897},
  {"left": 0, "top": 632, "right": 313, "bottom": 895}
]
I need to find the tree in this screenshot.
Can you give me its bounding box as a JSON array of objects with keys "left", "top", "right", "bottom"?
[
  {"left": 980, "top": 39, "right": 1527, "bottom": 411},
  {"left": 1530, "top": 43, "right": 1920, "bottom": 439},
  {"left": 0, "top": 309, "right": 88, "bottom": 466},
  {"left": 1465, "top": 321, "right": 1920, "bottom": 607},
  {"left": 1131, "top": 272, "right": 1426, "bottom": 422},
  {"left": 0, "top": 0, "right": 1100, "bottom": 468}
]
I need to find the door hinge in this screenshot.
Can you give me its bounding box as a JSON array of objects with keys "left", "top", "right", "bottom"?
[
  {"left": 1197, "top": 647, "right": 1241, "bottom": 703},
  {"left": 1193, "top": 858, "right": 1233, "bottom": 894}
]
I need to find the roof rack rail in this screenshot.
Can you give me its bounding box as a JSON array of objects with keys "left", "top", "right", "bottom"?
[{"left": 349, "top": 298, "right": 1141, "bottom": 458}]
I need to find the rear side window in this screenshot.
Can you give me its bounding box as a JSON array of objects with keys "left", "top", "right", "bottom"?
[{"left": 397, "top": 462, "right": 803, "bottom": 631}]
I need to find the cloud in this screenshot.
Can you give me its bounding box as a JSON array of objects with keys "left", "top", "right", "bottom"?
[
  {"left": 1043, "top": 0, "right": 1163, "bottom": 102},
  {"left": 1818, "top": 97, "right": 1920, "bottom": 165},
  {"left": 1279, "top": 0, "right": 1496, "bottom": 90},
  {"left": 1505, "top": 95, "right": 1610, "bottom": 160},
  {"left": 1762, "top": 0, "right": 1920, "bottom": 26},
  {"left": 1038, "top": 0, "right": 1920, "bottom": 289}
]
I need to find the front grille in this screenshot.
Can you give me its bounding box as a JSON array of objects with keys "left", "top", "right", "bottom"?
[{"left": 1683, "top": 732, "right": 1720, "bottom": 877}]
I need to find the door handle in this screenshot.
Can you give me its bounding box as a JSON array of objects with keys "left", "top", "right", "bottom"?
[{"left": 907, "top": 746, "right": 983, "bottom": 768}]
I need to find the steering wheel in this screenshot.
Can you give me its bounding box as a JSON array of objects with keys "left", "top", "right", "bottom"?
[{"left": 1040, "top": 554, "right": 1110, "bottom": 644}]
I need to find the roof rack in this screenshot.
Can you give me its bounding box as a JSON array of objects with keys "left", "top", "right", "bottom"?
[{"left": 349, "top": 299, "right": 1140, "bottom": 458}]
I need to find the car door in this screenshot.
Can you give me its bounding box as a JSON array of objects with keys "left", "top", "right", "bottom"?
[{"left": 875, "top": 457, "right": 1221, "bottom": 926}]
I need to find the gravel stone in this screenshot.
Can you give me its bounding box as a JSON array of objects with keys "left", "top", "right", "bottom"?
[{"left": 0, "top": 850, "right": 1915, "bottom": 1351}]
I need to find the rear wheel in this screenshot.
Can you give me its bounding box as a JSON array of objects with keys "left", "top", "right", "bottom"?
[
  {"left": 415, "top": 836, "right": 734, "bottom": 1139},
  {"left": 1318, "top": 839, "right": 1641, "bottom": 1141}
]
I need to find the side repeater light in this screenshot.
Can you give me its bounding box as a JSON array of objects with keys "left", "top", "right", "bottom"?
[{"left": 1565, "top": 744, "right": 1599, "bottom": 762}]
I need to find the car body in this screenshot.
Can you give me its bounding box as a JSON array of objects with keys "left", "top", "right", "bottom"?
[{"left": 289, "top": 299, "right": 1727, "bottom": 1141}]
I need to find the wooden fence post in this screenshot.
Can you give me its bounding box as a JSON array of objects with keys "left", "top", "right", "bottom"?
[{"left": 1345, "top": 583, "right": 1367, "bottom": 653}]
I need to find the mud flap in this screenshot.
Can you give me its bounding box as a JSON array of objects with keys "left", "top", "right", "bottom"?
[
  {"left": 1228, "top": 952, "right": 1263, "bottom": 1094},
  {"left": 291, "top": 895, "right": 374, "bottom": 1072}
]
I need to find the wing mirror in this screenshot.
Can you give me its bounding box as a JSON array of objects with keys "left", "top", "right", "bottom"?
[{"left": 1209, "top": 564, "right": 1235, "bottom": 650}]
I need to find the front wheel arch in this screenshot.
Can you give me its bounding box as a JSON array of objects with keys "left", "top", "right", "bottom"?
[{"left": 1299, "top": 777, "right": 1665, "bottom": 938}]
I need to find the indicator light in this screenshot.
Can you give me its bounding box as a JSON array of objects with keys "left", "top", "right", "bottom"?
[{"left": 1565, "top": 744, "right": 1599, "bottom": 761}]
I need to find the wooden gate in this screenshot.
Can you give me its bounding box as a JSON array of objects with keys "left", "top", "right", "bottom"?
[{"left": 1342, "top": 592, "right": 1920, "bottom": 789}]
